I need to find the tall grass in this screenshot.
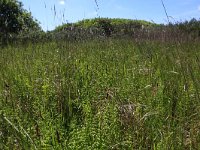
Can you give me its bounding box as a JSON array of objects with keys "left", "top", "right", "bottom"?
[{"left": 0, "top": 38, "right": 200, "bottom": 149}]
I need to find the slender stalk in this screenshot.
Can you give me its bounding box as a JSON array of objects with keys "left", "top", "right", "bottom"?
[{"left": 160, "top": 0, "right": 170, "bottom": 24}]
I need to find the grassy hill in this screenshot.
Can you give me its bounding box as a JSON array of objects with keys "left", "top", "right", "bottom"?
[
  {"left": 54, "top": 18, "right": 158, "bottom": 36},
  {"left": 55, "top": 18, "right": 157, "bottom": 30},
  {"left": 43, "top": 18, "right": 158, "bottom": 41}
]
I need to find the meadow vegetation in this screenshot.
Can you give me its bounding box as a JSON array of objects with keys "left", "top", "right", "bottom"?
[
  {"left": 1, "top": 32, "right": 200, "bottom": 149},
  {"left": 1, "top": 1, "right": 200, "bottom": 149}
]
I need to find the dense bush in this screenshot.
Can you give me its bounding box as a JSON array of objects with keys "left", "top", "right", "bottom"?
[
  {"left": 0, "top": 0, "right": 41, "bottom": 44},
  {"left": 176, "top": 18, "right": 200, "bottom": 32}
]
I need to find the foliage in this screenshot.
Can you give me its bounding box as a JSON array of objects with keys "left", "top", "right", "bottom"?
[
  {"left": 96, "top": 18, "right": 113, "bottom": 36},
  {"left": 0, "top": 0, "right": 41, "bottom": 42},
  {"left": 176, "top": 18, "right": 200, "bottom": 34}
]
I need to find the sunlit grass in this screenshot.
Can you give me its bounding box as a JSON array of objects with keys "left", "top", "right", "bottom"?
[{"left": 0, "top": 38, "right": 200, "bottom": 149}]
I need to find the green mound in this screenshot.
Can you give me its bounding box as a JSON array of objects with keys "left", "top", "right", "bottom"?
[{"left": 54, "top": 18, "right": 158, "bottom": 32}]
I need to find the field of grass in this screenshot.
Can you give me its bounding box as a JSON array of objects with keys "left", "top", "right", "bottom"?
[{"left": 0, "top": 38, "right": 200, "bottom": 149}]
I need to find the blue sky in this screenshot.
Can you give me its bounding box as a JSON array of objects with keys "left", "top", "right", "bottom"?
[{"left": 20, "top": 0, "right": 200, "bottom": 31}]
